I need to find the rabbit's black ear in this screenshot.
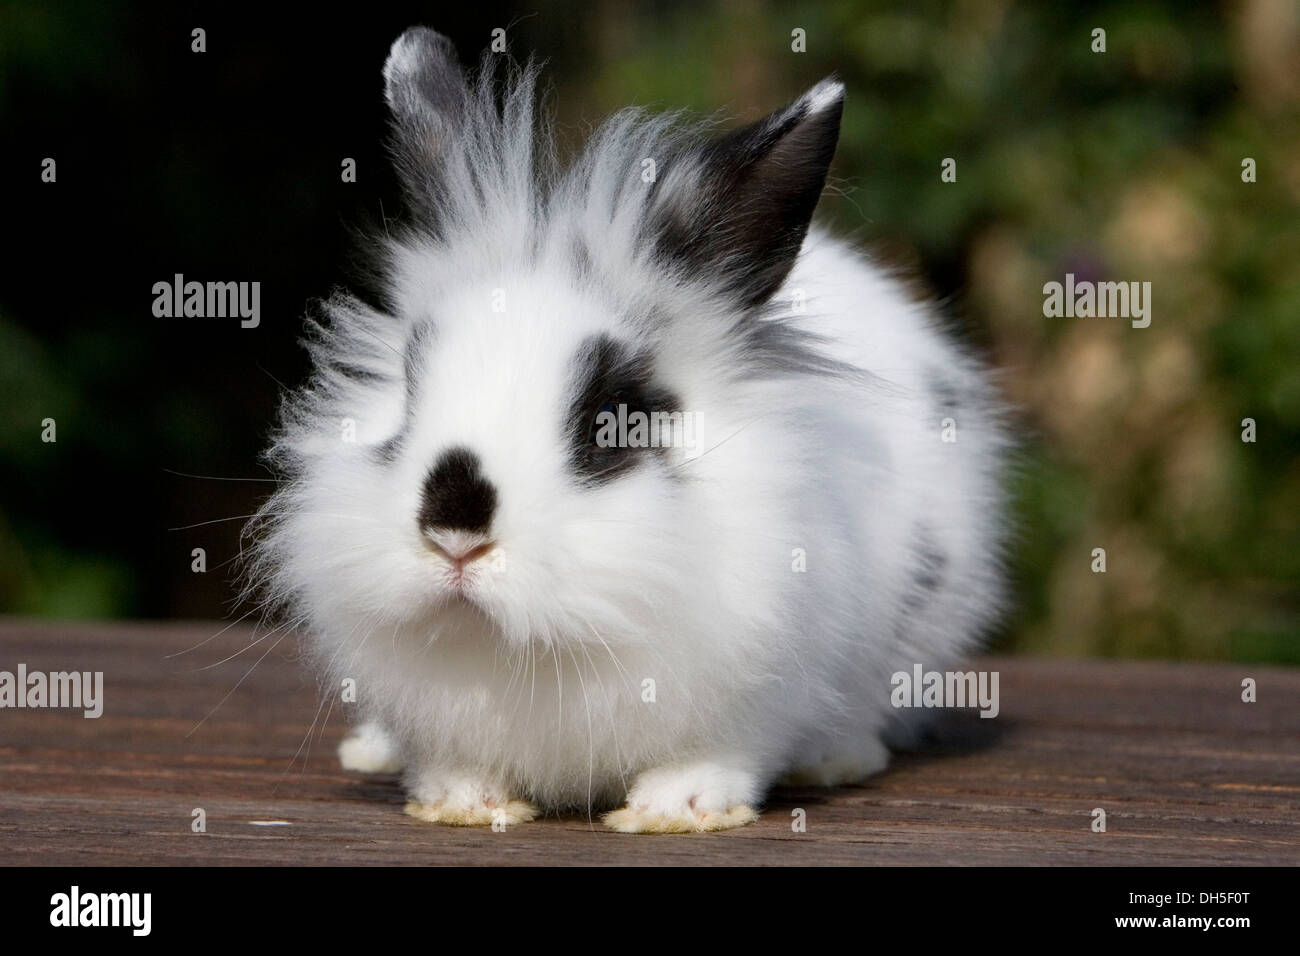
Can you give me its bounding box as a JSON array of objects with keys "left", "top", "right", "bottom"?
[
  {"left": 383, "top": 27, "right": 467, "bottom": 158},
  {"left": 650, "top": 79, "right": 844, "bottom": 309}
]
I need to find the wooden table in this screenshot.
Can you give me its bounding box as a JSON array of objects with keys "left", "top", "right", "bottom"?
[{"left": 1, "top": 620, "right": 1296, "bottom": 865}]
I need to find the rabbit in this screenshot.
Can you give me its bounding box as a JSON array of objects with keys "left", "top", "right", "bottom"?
[{"left": 246, "top": 26, "right": 1011, "bottom": 833}]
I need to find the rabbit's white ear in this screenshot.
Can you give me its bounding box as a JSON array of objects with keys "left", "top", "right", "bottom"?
[
  {"left": 383, "top": 27, "right": 467, "bottom": 156},
  {"left": 649, "top": 78, "right": 844, "bottom": 309}
]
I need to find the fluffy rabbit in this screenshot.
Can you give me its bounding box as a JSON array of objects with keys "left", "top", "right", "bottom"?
[{"left": 248, "top": 26, "right": 1010, "bottom": 833}]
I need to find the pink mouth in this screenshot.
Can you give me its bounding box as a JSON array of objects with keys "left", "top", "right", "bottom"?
[{"left": 423, "top": 531, "right": 498, "bottom": 594}]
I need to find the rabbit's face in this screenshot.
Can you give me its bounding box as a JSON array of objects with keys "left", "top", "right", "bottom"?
[{"left": 353, "top": 271, "right": 695, "bottom": 649}]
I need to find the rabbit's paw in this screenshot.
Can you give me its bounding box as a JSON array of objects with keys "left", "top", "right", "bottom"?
[
  {"left": 403, "top": 770, "right": 537, "bottom": 827},
  {"left": 338, "top": 720, "right": 403, "bottom": 774},
  {"left": 603, "top": 761, "right": 760, "bottom": 833}
]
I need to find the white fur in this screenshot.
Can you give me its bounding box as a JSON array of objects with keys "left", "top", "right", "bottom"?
[
  {"left": 338, "top": 719, "right": 402, "bottom": 773},
  {"left": 802, "top": 78, "right": 846, "bottom": 116},
  {"left": 250, "top": 32, "right": 1010, "bottom": 832}
]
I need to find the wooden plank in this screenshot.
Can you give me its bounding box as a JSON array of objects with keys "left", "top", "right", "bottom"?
[{"left": 0, "top": 620, "right": 1296, "bottom": 865}]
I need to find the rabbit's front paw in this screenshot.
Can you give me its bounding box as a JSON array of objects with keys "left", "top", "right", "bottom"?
[
  {"left": 403, "top": 769, "right": 537, "bottom": 827},
  {"left": 338, "top": 720, "right": 403, "bottom": 774},
  {"left": 603, "top": 761, "right": 760, "bottom": 833}
]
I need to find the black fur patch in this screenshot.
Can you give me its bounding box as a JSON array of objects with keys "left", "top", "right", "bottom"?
[
  {"left": 647, "top": 88, "right": 842, "bottom": 309},
  {"left": 418, "top": 446, "right": 497, "bottom": 532},
  {"left": 566, "top": 334, "right": 681, "bottom": 485}
]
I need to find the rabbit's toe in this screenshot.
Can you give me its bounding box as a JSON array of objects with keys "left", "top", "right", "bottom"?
[
  {"left": 404, "top": 798, "right": 537, "bottom": 827},
  {"left": 603, "top": 760, "right": 760, "bottom": 833},
  {"left": 403, "top": 769, "right": 536, "bottom": 827}
]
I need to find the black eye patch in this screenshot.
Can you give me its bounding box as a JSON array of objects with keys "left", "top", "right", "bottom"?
[{"left": 566, "top": 334, "right": 681, "bottom": 485}]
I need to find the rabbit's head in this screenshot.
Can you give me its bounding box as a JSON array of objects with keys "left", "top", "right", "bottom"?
[{"left": 251, "top": 28, "right": 845, "bottom": 655}]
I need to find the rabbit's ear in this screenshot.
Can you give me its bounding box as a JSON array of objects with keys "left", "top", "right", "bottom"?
[
  {"left": 650, "top": 79, "right": 844, "bottom": 309},
  {"left": 383, "top": 27, "right": 468, "bottom": 158}
]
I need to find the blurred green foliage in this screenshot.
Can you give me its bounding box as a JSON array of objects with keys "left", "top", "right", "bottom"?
[{"left": 2, "top": 1, "right": 1297, "bottom": 661}]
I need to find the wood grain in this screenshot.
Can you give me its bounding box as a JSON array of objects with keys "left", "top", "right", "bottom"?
[{"left": 0, "top": 620, "right": 1296, "bottom": 865}]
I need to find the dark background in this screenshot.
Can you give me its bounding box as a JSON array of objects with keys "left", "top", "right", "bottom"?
[
  {"left": 2, "top": 1, "right": 1297, "bottom": 661},
  {"left": 2, "top": 2, "right": 542, "bottom": 620}
]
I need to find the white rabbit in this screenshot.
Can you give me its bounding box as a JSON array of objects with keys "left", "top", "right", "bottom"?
[{"left": 247, "top": 27, "right": 1011, "bottom": 832}]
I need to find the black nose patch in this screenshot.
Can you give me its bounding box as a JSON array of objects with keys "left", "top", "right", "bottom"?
[{"left": 418, "top": 446, "right": 497, "bottom": 533}]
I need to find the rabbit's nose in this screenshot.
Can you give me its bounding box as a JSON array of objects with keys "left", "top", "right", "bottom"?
[
  {"left": 417, "top": 445, "right": 497, "bottom": 534},
  {"left": 423, "top": 530, "right": 497, "bottom": 570}
]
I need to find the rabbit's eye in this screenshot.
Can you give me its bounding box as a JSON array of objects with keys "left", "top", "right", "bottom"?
[
  {"left": 588, "top": 397, "right": 627, "bottom": 449},
  {"left": 590, "top": 395, "right": 634, "bottom": 455},
  {"left": 568, "top": 335, "right": 681, "bottom": 485}
]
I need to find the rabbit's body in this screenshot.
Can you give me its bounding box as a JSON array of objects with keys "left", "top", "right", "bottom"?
[{"left": 251, "top": 28, "right": 1008, "bottom": 832}]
